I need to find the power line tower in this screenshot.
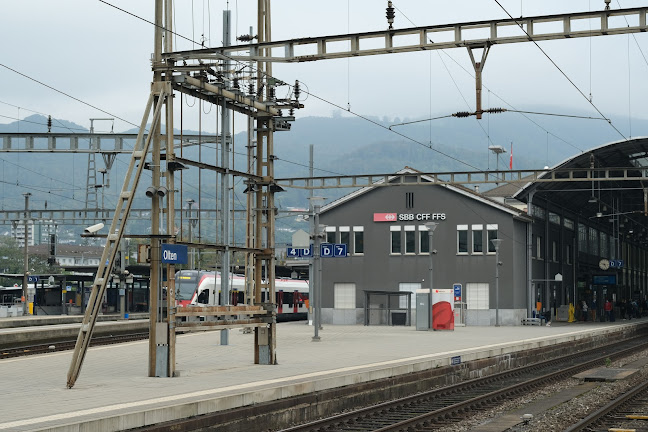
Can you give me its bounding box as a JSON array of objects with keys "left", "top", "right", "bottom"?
[{"left": 67, "top": 0, "right": 301, "bottom": 387}]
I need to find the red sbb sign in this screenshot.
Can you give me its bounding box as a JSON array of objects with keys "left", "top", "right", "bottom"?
[
  {"left": 373, "top": 212, "right": 446, "bottom": 222},
  {"left": 373, "top": 213, "right": 398, "bottom": 222}
]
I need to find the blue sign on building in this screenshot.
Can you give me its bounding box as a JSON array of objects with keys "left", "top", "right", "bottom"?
[
  {"left": 609, "top": 259, "right": 624, "bottom": 269},
  {"left": 161, "top": 244, "right": 188, "bottom": 264}
]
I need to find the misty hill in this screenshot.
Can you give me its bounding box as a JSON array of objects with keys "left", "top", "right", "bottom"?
[{"left": 1, "top": 111, "right": 646, "bottom": 241}]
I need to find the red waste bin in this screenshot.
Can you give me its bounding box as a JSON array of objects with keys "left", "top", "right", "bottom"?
[{"left": 432, "top": 289, "right": 454, "bottom": 331}]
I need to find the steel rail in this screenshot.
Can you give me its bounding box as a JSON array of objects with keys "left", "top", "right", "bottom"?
[
  {"left": 563, "top": 378, "right": 648, "bottom": 432},
  {"left": 280, "top": 337, "right": 647, "bottom": 432}
]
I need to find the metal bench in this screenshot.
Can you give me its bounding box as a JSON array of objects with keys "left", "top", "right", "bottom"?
[{"left": 521, "top": 317, "right": 545, "bottom": 326}]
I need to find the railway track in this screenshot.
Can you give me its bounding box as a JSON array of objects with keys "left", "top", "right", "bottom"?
[
  {"left": 0, "top": 332, "right": 149, "bottom": 359},
  {"left": 564, "top": 378, "right": 648, "bottom": 432},
  {"left": 279, "top": 337, "right": 648, "bottom": 432}
]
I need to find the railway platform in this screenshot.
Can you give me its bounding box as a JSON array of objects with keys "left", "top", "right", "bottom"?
[{"left": 0, "top": 318, "right": 646, "bottom": 432}]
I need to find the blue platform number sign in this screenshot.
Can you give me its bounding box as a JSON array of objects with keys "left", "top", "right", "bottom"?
[
  {"left": 609, "top": 260, "right": 624, "bottom": 269},
  {"left": 28, "top": 275, "right": 40, "bottom": 283},
  {"left": 287, "top": 246, "right": 313, "bottom": 258},
  {"left": 451, "top": 356, "right": 461, "bottom": 365},
  {"left": 161, "top": 244, "right": 188, "bottom": 264},
  {"left": 334, "top": 244, "right": 347, "bottom": 257},
  {"left": 320, "top": 243, "right": 334, "bottom": 257}
]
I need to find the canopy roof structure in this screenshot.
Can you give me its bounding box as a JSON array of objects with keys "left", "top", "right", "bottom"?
[{"left": 513, "top": 137, "right": 648, "bottom": 242}]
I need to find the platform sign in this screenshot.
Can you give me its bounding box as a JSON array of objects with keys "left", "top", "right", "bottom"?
[
  {"left": 609, "top": 259, "right": 624, "bottom": 268},
  {"left": 161, "top": 244, "right": 188, "bottom": 264},
  {"left": 333, "top": 244, "right": 347, "bottom": 257},
  {"left": 287, "top": 246, "right": 313, "bottom": 258},
  {"left": 453, "top": 283, "right": 462, "bottom": 301},
  {"left": 28, "top": 276, "right": 39, "bottom": 283},
  {"left": 320, "top": 243, "right": 334, "bottom": 258},
  {"left": 451, "top": 355, "right": 461, "bottom": 365}
]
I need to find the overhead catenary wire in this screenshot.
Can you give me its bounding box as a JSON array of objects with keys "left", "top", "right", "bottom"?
[{"left": 492, "top": 0, "right": 627, "bottom": 141}]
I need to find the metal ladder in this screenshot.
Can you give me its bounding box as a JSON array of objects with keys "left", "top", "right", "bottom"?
[{"left": 67, "top": 84, "right": 169, "bottom": 388}]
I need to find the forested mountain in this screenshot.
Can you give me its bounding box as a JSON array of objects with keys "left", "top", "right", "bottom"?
[{"left": 1, "top": 110, "right": 646, "bottom": 243}]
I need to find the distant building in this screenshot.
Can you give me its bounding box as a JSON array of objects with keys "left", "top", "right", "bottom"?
[{"left": 29, "top": 244, "right": 102, "bottom": 267}]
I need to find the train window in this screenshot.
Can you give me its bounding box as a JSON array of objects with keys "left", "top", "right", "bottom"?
[{"left": 197, "top": 290, "right": 208, "bottom": 304}]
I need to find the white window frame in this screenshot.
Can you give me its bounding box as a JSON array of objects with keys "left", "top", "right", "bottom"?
[
  {"left": 352, "top": 226, "right": 364, "bottom": 255},
  {"left": 325, "top": 226, "right": 336, "bottom": 244},
  {"left": 390, "top": 225, "right": 402, "bottom": 255},
  {"left": 457, "top": 224, "right": 468, "bottom": 255},
  {"left": 472, "top": 224, "right": 484, "bottom": 255},
  {"left": 339, "top": 226, "right": 350, "bottom": 250},
  {"left": 419, "top": 225, "right": 429, "bottom": 254},
  {"left": 404, "top": 225, "right": 416, "bottom": 254},
  {"left": 486, "top": 224, "right": 498, "bottom": 254}
]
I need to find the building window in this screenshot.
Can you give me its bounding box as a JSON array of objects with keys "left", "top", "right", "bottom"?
[
  {"left": 405, "top": 192, "right": 414, "bottom": 209},
  {"left": 325, "top": 226, "right": 336, "bottom": 244},
  {"left": 334, "top": 283, "right": 356, "bottom": 309},
  {"left": 589, "top": 227, "right": 597, "bottom": 255},
  {"left": 399, "top": 283, "right": 420, "bottom": 308},
  {"left": 564, "top": 217, "right": 574, "bottom": 230},
  {"left": 472, "top": 224, "right": 483, "bottom": 254},
  {"left": 487, "top": 224, "right": 498, "bottom": 253},
  {"left": 339, "top": 226, "right": 350, "bottom": 248},
  {"left": 353, "top": 226, "right": 364, "bottom": 255},
  {"left": 419, "top": 225, "right": 429, "bottom": 254},
  {"left": 390, "top": 226, "right": 402, "bottom": 254},
  {"left": 578, "top": 223, "right": 587, "bottom": 253},
  {"left": 457, "top": 225, "right": 468, "bottom": 254},
  {"left": 466, "top": 282, "right": 489, "bottom": 310},
  {"left": 405, "top": 226, "right": 416, "bottom": 254},
  {"left": 549, "top": 212, "right": 560, "bottom": 225}
]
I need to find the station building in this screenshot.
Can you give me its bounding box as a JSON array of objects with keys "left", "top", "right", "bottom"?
[{"left": 316, "top": 138, "right": 648, "bottom": 326}]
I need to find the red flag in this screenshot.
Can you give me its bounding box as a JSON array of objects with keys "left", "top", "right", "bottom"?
[{"left": 509, "top": 143, "right": 513, "bottom": 170}]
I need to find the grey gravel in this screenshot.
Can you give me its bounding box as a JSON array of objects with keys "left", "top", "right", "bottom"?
[{"left": 435, "top": 348, "right": 648, "bottom": 432}]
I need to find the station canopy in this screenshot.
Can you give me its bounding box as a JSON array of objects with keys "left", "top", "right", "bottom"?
[{"left": 511, "top": 137, "right": 648, "bottom": 240}]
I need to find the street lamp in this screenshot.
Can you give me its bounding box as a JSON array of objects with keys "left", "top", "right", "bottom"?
[
  {"left": 491, "top": 238, "right": 503, "bottom": 327},
  {"left": 425, "top": 222, "right": 439, "bottom": 292}
]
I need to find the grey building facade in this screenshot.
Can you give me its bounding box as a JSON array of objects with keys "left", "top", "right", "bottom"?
[{"left": 318, "top": 169, "right": 531, "bottom": 326}]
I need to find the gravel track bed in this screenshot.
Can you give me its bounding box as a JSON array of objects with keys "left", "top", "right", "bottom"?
[{"left": 433, "top": 348, "right": 648, "bottom": 432}]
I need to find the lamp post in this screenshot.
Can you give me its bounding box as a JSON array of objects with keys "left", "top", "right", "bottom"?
[
  {"left": 309, "top": 196, "right": 326, "bottom": 342},
  {"left": 425, "top": 222, "right": 439, "bottom": 292},
  {"left": 491, "top": 238, "right": 503, "bottom": 327},
  {"left": 22, "top": 192, "right": 31, "bottom": 315}
]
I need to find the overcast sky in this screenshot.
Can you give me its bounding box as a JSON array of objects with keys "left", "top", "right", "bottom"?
[{"left": 1, "top": 0, "right": 647, "bottom": 137}]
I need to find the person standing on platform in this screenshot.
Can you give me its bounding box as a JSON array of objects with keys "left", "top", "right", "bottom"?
[
  {"left": 581, "top": 300, "right": 588, "bottom": 321},
  {"left": 604, "top": 299, "right": 613, "bottom": 322}
]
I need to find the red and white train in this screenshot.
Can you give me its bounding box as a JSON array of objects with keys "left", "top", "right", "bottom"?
[{"left": 174, "top": 270, "right": 309, "bottom": 321}]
